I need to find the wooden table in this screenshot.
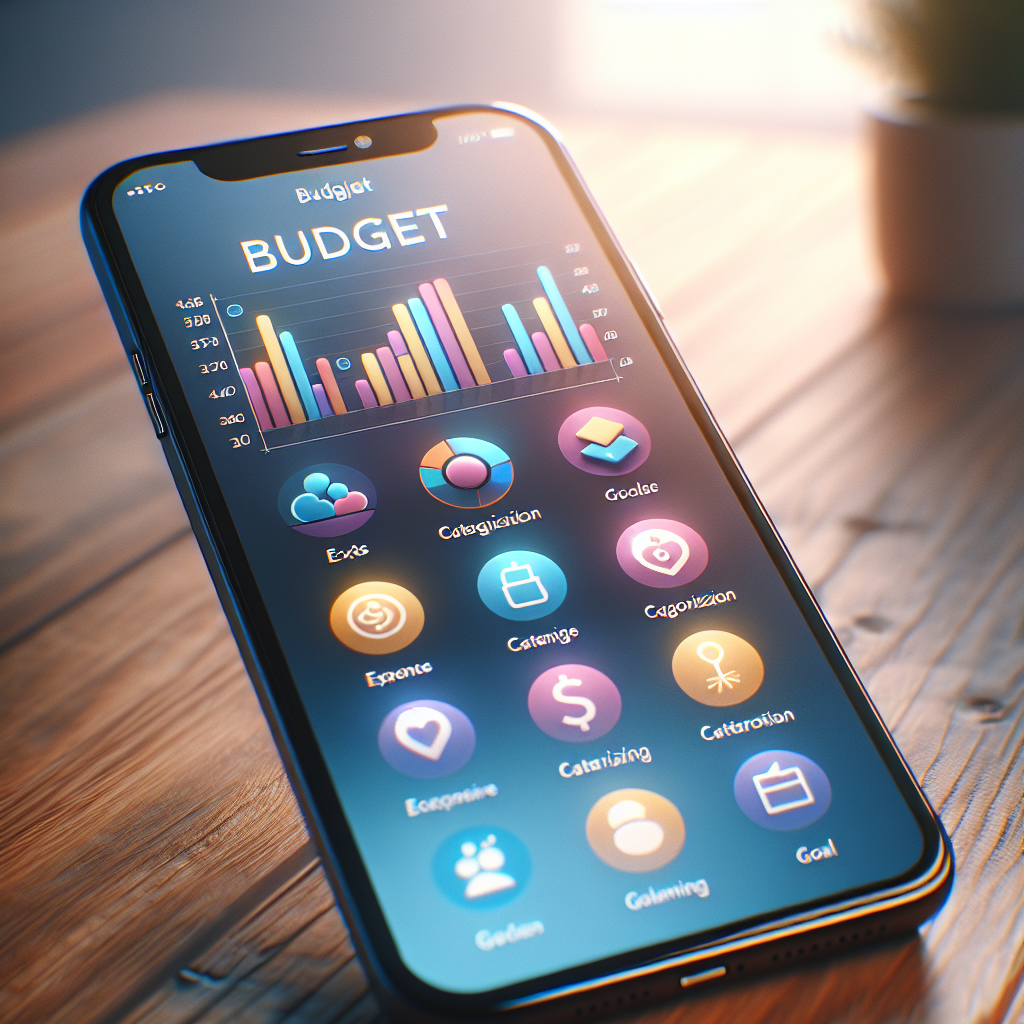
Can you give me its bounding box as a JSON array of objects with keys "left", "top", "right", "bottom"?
[{"left": 2, "top": 93, "right": 1022, "bottom": 1024}]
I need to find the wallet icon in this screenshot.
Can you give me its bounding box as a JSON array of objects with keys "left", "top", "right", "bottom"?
[
  {"left": 752, "top": 762, "right": 815, "bottom": 815},
  {"left": 500, "top": 560, "right": 549, "bottom": 609}
]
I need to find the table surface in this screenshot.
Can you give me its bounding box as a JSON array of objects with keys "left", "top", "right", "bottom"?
[{"left": 2, "top": 93, "right": 1023, "bottom": 1024}]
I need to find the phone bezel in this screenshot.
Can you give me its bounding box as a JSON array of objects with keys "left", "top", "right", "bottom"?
[{"left": 81, "top": 103, "right": 952, "bottom": 1018}]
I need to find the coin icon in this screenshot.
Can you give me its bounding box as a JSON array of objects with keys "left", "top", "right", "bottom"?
[
  {"left": 330, "top": 581, "right": 424, "bottom": 654},
  {"left": 672, "top": 630, "right": 764, "bottom": 706}
]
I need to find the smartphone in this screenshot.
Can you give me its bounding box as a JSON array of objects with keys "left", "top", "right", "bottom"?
[{"left": 82, "top": 104, "right": 952, "bottom": 1021}]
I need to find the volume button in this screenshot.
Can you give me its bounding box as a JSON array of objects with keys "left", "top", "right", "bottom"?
[
  {"left": 145, "top": 392, "right": 167, "bottom": 437},
  {"left": 131, "top": 351, "right": 149, "bottom": 386}
]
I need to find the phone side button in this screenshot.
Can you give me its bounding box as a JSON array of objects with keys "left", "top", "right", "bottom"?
[
  {"left": 679, "top": 965, "right": 726, "bottom": 989},
  {"left": 145, "top": 392, "right": 167, "bottom": 437},
  {"left": 131, "top": 350, "right": 149, "bottom": 386}
]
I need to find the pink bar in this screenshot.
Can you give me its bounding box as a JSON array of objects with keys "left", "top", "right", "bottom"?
[
  {"left": 355, "top": 379, "right": 378, "bottom": 408},
  {"left": 579, "top": 323, "right": 608, "bottom": 362},
  {"left": 254, "top": 360, "right": 291, "bottom": 427},
  {"left": 376, "top": 346, "right": 412, "bottom": 401},
  {"left": 531, "top": 332, "right": 560, "bottom": 372},
  {"left": 387, "top": 329, "right": 409, "bottom": 356},
  {"left": 239, "top": 367, "right": 274, "bottom": 431},
  {"left": 503, "top": 349, "right": 528, "bottom": 378},
  {"left": 418, "top": 282, "right": 475, "bottom": 389},
  {"left": 312, "top": 383, "right": 333, "bottom": 418}
]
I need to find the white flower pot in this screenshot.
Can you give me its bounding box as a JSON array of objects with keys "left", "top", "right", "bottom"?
[{"left": 869, "top": 104, "right": 1024, "bottom": 310}]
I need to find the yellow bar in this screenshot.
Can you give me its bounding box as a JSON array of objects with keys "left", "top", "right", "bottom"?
[
  {"left": 393, "top": 303, "right": 441, "bottom": 395},
  {"left": 256, "top": 314, "right": 306, "bottom": 423},
  {"left": 434, "top": 278, "right": 492, "bottom": 385},
  {"left": 397, "top": 353, "right": 427, "bottom": 398},
  {"left": 533, "top": 297, "right": 576, "bottom": 369},
  {"left": 361, "top": 352, "right": 394, "bottom": 405}
]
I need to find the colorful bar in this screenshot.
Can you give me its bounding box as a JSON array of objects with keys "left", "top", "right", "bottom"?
[
  {"left": 537, "top": 266, "right": 592, "bottom": 364},
  {"left": 501, "top": 304, "right": 544, "bottom": 375},
  {"left": 256, "top": 314, "right": 305, "bottom": 423},
  {"left": 533, "top": 297, "right": 576, "bottom": 369},
  {"left": 418, "top": 282, "right": 476, "bottom": 389},
  {"left": 254, "top": 360, "right": 291, "bottom": 427},
  {"left": 392, "top": 304, "right": 441, "bottom": 395},
  {"left": 531, "top": 332, "right": 560, "bottom": 372},
  {"left": 578, "top": 323, "right": 609, "bottom": 362},
  {"left": 239, "top": 367, "right": 274, "bottom": 431},
  {"left": 388, "top": 331, "right": 427, "bottom": 399},
  {"left": 315, "top": 357, "right": 348, "bottom": 414},
  {"left": 279, "top": 330, "right": 321, "bottom": 420},
  {"left": 407, "top": 298, "right": 458, "bottom": 393},
  {"left": 433, "top": 278, "right": 491, "bottom": 385},
  {"left": 355, "top": 378, "right": 378, "bottom": 409},
  {"left": 503, "top": 349, "right": 528, "bottom": 378},
  {"left": 361, "top": 352, "right": 394, "bottom": 405},
  {"left": 376, "top": 345, "right": 412, "bottom": 402},
  {"left": 312, "top": 383, "right": 333, "bottom": 418}
]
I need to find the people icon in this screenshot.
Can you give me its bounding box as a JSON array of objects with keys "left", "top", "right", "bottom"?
[
  {"left": 607, "top": 798, "right": 665, "bottom": 857},
  {"left": 454, "top": 835, "right": 517, "bottom": 900},
  {"left": 586, "top": 788, "right": 686, "bottom": 872}
]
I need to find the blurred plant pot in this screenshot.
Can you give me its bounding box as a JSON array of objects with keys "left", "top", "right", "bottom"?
[{"left": 870, "top": 103, "right": 1024, "bottom": 309}]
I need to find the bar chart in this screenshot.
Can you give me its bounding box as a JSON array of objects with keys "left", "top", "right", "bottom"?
[{"left": 216, "top": 248, "right": 619, "bottom": 447}]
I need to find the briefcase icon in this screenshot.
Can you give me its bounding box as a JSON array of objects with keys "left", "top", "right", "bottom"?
[
  {"left": 752, "top": 762, "right": 815, "bottom": 815},
  {"left": 500, "top": 560, "right": 549, "bottom": 609}
]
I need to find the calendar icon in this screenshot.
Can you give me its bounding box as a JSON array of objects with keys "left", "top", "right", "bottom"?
[{"left": 752, "top": 761, "right": 815, "bottom": 815}]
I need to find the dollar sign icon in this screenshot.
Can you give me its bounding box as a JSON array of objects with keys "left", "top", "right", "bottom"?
[
  {"left": 528, "top": 664, "right": 622, "bottom": 742},
  {"left": 552, "top": 674, "right": 597, "bottom": 732}
]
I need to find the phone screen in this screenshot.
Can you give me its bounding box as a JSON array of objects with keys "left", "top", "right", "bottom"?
[{"left": 108, "top": 109, "right": 926, "bottom": 995}]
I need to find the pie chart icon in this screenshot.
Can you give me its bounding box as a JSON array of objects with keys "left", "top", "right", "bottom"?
[{"left": 419, "top": 437, "right": 514, "bottom": 508}]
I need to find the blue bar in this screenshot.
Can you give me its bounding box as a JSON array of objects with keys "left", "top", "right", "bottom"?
[
  {"left": 278, "top": 330, "right": 321, "bottom": 419},
  {"left": 408, "top": 297, "right": 459, "bottom": 392},
  {"left": 537, "top": 265, "right": 591, "bottom": 364},
  {"left": 501, "top": 304, "right": 544, "bottom": 374}
]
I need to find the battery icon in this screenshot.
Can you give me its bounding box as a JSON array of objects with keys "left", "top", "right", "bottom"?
[{"left": 490, "top": 127, "right": 515, "bottom": 139}]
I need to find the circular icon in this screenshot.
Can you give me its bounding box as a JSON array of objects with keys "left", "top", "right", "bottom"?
[
  {"left": 378, "top": 699, "right": 475, "bottom": 778},
  {"left": 330, "top": 581, "right": 424, "bottom": 654},
  {"left": 433, "top": 827, "right": 531, "bottom": 909},
  {"left": 477, "top": 550, "right": 567, "bottom": 621},
  {"left": 528, "top": 665, "right": 621, "bottom": 742},
  {"left": 279, "top": 464, "right": 376, "bottom": 537},
  {"left": 335, "top": 356, "right": 352, "bottom": 371},
  {"left": 672, "top": 630, "right": 764, "bottom": 707},
  {"left": 586, "top": 789, "right": 686, "bottom": 873},
  {"left": 226, "top": 304, "right": 243, "bottom": 317},
  {"left": 615, "top": 519, "right": 709, "bottom": 588},
  {"left": 420, "top": 437, "right": 513, "bottom": 508},
  {"left": 557, "top": 407, "right": 651, "bottom": 476},
  {"left": 734, "top": 750, "right": 831, "bottom": 831}
]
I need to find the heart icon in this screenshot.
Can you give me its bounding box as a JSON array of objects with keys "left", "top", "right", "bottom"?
[
  {"left": 334, "top": 490, "right": 368, "bottom": 516},
  {"left": 632, "top": 529, "right": 689, "bottom": 576},
  {"left": 394, "top": 706, "right": 453, "bottom": 761}
]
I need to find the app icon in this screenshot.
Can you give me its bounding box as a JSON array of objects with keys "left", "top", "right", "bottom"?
[
  {"left": 557, "top": 407, "right": 651, "bottom": 476},
  {"left": 586, "top": 789, "right": 686, "bottom": 873},
  {"left": 528, "top": 664, "right": 622, "bottom": 742},
  {"left": 420, "top": 437, "right": 513, "bottom": 508},
  {"left": 672, "top": 630, "right": 764, "bottom": 706},
  {"left": 329, "top": 581, "right": 424, "bottom": 654},
  {"left": 615, "top": 519, "right": 709, "bottom": 588},
  {"left": 734, "top": 750, "right": 831, "bottom": 831},
  {"left": 477, "top": 550, "right": 567, "bottom": 621},
  {"left": 278, "top": 464, "right": 376, "bottom": 536},
  {"left": 378, "top": 699, "right": 475, "bottom": 778},
  {"left": 433, "top": 827, "right": 531, "bottom": 909}
]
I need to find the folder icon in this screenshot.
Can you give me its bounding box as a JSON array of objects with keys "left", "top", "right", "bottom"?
[{"left": 752, "top": 762, "right": 815, "bottom": 816}]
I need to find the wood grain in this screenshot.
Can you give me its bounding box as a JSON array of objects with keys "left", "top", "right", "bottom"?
[{"left": 1, "top": 94, "right": 1022, "bottom": 1024}]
